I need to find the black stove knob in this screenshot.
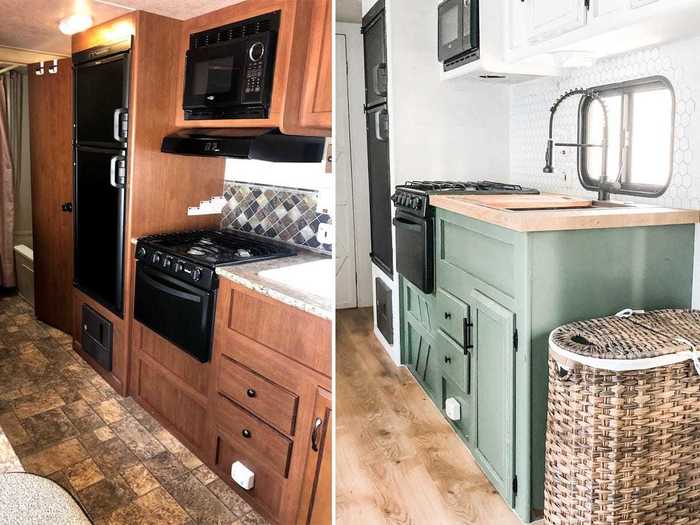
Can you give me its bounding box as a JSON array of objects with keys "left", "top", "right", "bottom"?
[
  {"left": 152, "top": 252, "right": 161, "bottom": 264},
  {"left": 174, "top": 261, "right": 183, "bottom": 273},
  {"left": 192, "top": 268, "right": 202, "bottom": 281},
  {"left": 136, "top": 247, "right": 146, "bottom": 259},
  {"left": 163, "top": 256, "right": 172, "bottom": 269}
]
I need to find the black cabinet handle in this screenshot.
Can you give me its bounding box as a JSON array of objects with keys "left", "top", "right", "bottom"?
[
  {"left": 464, "top": 315, "right": 474, "bottom": 354},
  {"left": 246, "top": 388, "right": 256, "bottom": 398},
  {"left": 61, "top": 202, "right": 73, "bottom": 212},
  {"left": 311, "top": 417, "right": 323, "bottom": 452},
  {"left": 241, "top": 429, "right": 251, "bottom": 439},
  {"left": 444, "top": 355, "right": 452, "bottom": 364},
  {"left": 444, "top": 312, "right": 452, "bottom": 320}
]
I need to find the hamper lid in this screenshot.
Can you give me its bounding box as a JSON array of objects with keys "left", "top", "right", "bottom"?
[{"left": 549, "top": 309, "right": 700, "bottom": 372}]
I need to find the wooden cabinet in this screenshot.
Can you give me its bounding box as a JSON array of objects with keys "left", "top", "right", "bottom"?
[
  {"left": 400, "top": 207, "right": 695, "bottom": 523},
  {"left": 527, "top": 0, "right": 588, "bottom": 44},
  {"left": 173, "top": 0, "right": 331, "bottom": 136},
  {"left": 296, "top": 387, "right": 332, "bottom": 525},
  {"left": 210, "top": 279, "right": 331, "bottom": 524}
]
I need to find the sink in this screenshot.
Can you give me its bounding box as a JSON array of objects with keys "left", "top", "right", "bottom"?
[{"left": 258, "top": 259, "right": 333, "bottom": 299}]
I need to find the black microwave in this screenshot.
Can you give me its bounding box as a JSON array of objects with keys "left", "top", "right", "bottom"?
[
  {"left": 438, "top": 0, "right": 479, "bottom": 71},
  {"left": 183, "top": 11, "right": 280, "bottom": 120}
]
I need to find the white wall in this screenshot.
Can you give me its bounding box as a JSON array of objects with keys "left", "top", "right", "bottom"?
[
  {"left": 508, "top": 36, "right": 700, "bottom": 307},
  {"left": 370, "top": 0, "right": 511, "bottom": 364}
]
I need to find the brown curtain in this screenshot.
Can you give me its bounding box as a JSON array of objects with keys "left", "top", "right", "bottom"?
[{"left": 0, "top": 77, "right": 15, "bottom": 287}]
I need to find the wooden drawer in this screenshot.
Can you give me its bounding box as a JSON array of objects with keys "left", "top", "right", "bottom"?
[
  {"left": 218, "top": 354, "right": 299, "bottom": 436},
  {"left": 226, "top": 285, "right": 331, "bottom": 377},
  {"left": 214, "top": 433, "right": 285, "bottom": 522},
  {"left": 215, "top": 394, "right": 293, "bottom": 478},
  {"left": 437, "top": 288, "right": 470, "bottom": 348},
  {"left": 437, "top": 331, "right": 470, "bottom": 395}
]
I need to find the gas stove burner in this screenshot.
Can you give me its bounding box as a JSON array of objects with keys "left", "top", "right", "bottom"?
[
  {"left": 236, "top": 248, "right": 252, "bottom": 258},
  {"left": 403, "top": 180, "right": 529, "bottom": 193},
  {"left": 187, "top": 247, "right": 206, "bottom": 256}
]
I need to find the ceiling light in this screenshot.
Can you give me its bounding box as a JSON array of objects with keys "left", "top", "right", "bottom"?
[{"left": 58, "top": 14, "right": 94, "bottom": 35}]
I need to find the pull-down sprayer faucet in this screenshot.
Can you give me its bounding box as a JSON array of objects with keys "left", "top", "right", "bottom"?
[{"left": 543, "top": 88, "right": 620, "bottom": 201}]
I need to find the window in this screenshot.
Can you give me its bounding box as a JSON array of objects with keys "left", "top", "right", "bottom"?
[{"left": 578, "top": 76, "right": 675, "bottom": 197}]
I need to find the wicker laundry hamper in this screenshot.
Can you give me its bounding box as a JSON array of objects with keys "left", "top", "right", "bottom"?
[{"left": 545, "top": 309, "right": 700, "bottom": 525}]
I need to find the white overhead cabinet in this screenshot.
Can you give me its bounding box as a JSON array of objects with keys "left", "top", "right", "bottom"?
[
  {"left": 591, "top": 0, "right": 629, "bottom": 18},
  {"left": 631, "top": 0, "right": 659, "bottom": 7},
  {"left": 527, "top": 0, "right": 587, "bottom": 44}
]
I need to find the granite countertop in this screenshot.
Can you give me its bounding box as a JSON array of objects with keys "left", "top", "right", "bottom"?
[
  {"left": 216, "top": 250, "right": 332, "bottom": 320},
  {"left": 430, "top": 194, "right": 700, "bottom": 232}
]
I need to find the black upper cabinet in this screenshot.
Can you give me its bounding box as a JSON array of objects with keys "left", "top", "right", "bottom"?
[{"left": 362, "top": 1, "right": 388, "bottom": 110}]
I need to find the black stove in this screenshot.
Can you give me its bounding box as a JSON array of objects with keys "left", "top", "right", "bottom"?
[
  {"left": 392, "top": 180, "right": 540, "bottom": 217},
  {"left": 135, "top": 230, "right": 296, "bottom": 291}
]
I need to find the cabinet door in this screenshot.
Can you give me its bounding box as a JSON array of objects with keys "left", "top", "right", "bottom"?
[
  {"left": 362, "top": 6, "right": 388, "bottom": 108},
  {"left": 471, "top": 290, "right": 515, "bottom": 505},
  {"left": 297, "top": 387, "right": 332, "bottom": 525},
  {"left": 631, "top": 0, "right": 659, "bottom": 7},
  {"left": 298, "top": 0, "right": 331, "bottom": 131},
  {"left": 528, "top": 0, "right": 587, "bottom": 43},
  {"left": 591, "top": 0, "right": 628, "bottom": 18},
  {"left": 404, "top": 318, "right": 441, "bottom": 403}
]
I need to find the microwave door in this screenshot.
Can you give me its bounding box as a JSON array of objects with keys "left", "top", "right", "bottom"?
[
  {"left": 183, "top": 42, "right": 245, "bottom": 109},
  {"left": 438, "top": 0, "right": 463, "bottom": 62}
]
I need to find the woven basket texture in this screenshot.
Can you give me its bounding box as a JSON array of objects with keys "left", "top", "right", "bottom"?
[{"left": 545, "top": 310, "right": 700, "bottom": 524}]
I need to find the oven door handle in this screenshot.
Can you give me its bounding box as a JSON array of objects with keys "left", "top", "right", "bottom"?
[
  {"left": 138, "top": 267, "right": 203, "bottom": 303},
  {"left": 393, "top": 217, "right": 423, "bottom": 232}
]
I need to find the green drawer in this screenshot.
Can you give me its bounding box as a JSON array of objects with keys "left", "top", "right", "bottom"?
[
  {"left": 437, "top": 331, "right": 470, "bottom": 394},
  {"left": 437, "top": 288, "right": 470, "bottom": 348}
]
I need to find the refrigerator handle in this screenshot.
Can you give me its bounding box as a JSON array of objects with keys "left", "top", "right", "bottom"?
[
  {"left": 113, "top": 108, "right": 128, "bottom": 142},
  {"left": 110, "top": 156, "right": 125, "bottom": 188}
]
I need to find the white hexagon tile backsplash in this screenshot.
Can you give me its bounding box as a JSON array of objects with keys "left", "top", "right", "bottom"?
[{"left": 509, "top": 35, "right": 700, "bottom": 209}]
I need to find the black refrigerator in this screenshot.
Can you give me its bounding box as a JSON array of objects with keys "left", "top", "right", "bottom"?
[
  {"left": 73, "top": 41, "right": 131, "bottom": 317},
  {"left": 362, "top": 1, "right": 393, "bottom": 278}
]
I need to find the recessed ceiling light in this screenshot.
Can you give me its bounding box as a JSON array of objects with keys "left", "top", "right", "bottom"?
[{"left": 58, "top": 14, "right": 94, "bottom": 35}]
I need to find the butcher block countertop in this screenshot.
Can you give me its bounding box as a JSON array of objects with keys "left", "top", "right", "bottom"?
[{"left": 430, "top": 193, "right": 700, "bottom": 232}]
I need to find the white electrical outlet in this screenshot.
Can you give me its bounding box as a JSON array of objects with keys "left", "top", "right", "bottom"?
[
  {"left": 231, "top": 461, "right": 255, "bottom": 490},
  {"left": 445, "top": 397, "right": 461, "bottom": 421},
  {"left": 318, "top": 223, "right": 333, "bottom": 244}
]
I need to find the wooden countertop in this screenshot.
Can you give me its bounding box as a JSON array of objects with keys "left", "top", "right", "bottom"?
[{"left": 430, "top": 194, "right": 700, "bottom": 232}]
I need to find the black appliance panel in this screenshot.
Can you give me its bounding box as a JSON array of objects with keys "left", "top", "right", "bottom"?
[
  {"left": 81, "top": 305, "right": 113, "bottom": 371},
  {"left": 74, "top": 147, "right": 126, "bottom": 315},
  {"left": 74, "top": 52, "right": 130, "bottom": 148},
  {"left": 134, "top": 263, "right": 217, "bottom": 363},
  {"left": 366, "top": 104, "right": 393, "bottom": 277},
  {"left": 393, "top": 213, "right": 433, "bottom": 294},
  {"left": 375, "top": 277, "right": 394, "bottom": 345},
  {"left": 362, "top": 1, "right": 387, "bottom": 109},
  {"left": 183, "top": 12, "right": 279, "bottom": 120}
]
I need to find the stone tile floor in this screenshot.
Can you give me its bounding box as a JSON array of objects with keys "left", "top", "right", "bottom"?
[{"left": 0, "top": 294, "right": 270, "bottom": 525}]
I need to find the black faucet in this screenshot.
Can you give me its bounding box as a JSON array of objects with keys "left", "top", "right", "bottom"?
[{"left": 543, "top": 88, "right": 619, "bottom": 201}]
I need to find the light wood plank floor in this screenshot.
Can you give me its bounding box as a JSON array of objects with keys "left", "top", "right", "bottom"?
[{"left": 336, "top": 308, "right": 523, "bottom": 525}]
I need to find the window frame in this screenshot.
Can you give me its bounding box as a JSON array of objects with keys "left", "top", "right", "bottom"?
[{"left": 577, "top": 75, "right": 676, "bottom": 198}]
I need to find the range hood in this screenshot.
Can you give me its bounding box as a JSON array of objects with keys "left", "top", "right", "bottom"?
[{"left": 161, "top": 128, "right": 325, "bottom": 162}]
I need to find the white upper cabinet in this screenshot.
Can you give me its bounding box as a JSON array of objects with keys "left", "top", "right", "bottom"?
[
  {"left": 527, "top": 0, "right": 588, "bottom": 43},
  {"left": 631, "top": 0, "right": 660, "bottom": 7}
]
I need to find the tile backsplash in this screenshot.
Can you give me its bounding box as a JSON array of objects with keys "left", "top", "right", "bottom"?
[{"left": 221, "top": 181, "right": 332, "bottom": 254}]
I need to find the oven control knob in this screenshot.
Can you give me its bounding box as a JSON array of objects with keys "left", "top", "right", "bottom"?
[
  {"left": 152, "top": 252, "right": 161, "bottom": 264},
  {"left": 174, "top": 261, "right": 183, "bottom": 273},
  {"left": 163, "top": 256, "right": 172, "bottom": 269},
  {"left": 136, "top": 247, "right": 146, "bottom": 259},
  {"left": 192, "top": 268, "right": 202, "bottom": 281},
  {"left": 249, "top": 42, "right": 265, "bottom": 62}
]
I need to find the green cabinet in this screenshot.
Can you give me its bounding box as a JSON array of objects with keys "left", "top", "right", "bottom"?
[{"left": 400, "top": 207, "right": 695, "bottom": 523}]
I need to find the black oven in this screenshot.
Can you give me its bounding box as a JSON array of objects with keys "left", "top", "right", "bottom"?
[
  {"left": 183, "top": 11, "right": 279, "bottom": 120},
  {"left": 438, "top": 0, "right": 479, "bottom": 71},
  {"left": 393, "top": 212, "right": 434, "bottom": 294},
  {"left": 134, "top": 263, "right": 217, "bottom": 363}
]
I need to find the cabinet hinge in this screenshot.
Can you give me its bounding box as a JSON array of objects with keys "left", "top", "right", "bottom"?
[
  {"left": 512, "top": 476, "right": 518, "bottom": 495},
  {"left": 513, "top": 329, "right": 519, "bottom": 352}
]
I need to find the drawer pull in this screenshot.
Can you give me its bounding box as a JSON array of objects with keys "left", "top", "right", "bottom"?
[
  {"left": 311, "top": 417, "right": 323, "bottom": 452},
  {"left": 444, "top": 355, "right": 452, "bottom": 364},
  {"left": 464, "top": 311, "right": 474, "bottom": 353},
  {"left": 246, "top": 388, "right": 256, "bottom": 398},
  {"left": 242, "top": 429, "right": 252, "bottom": 439},
  {"left": 444, "top": 312, "right": 452, "bottom": 320}
]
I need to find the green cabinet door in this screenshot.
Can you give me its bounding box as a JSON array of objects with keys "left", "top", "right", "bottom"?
[
  {"left": 404, "top": 318, "right": 441, "bottom": 402},
  {"left": 471, "top": 289, "right": 515, "bottom": 506}
]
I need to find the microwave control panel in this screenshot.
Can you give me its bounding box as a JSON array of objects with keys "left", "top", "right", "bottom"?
[{"left": 242, "top": 39, "right": 269, "bottom": 104}]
